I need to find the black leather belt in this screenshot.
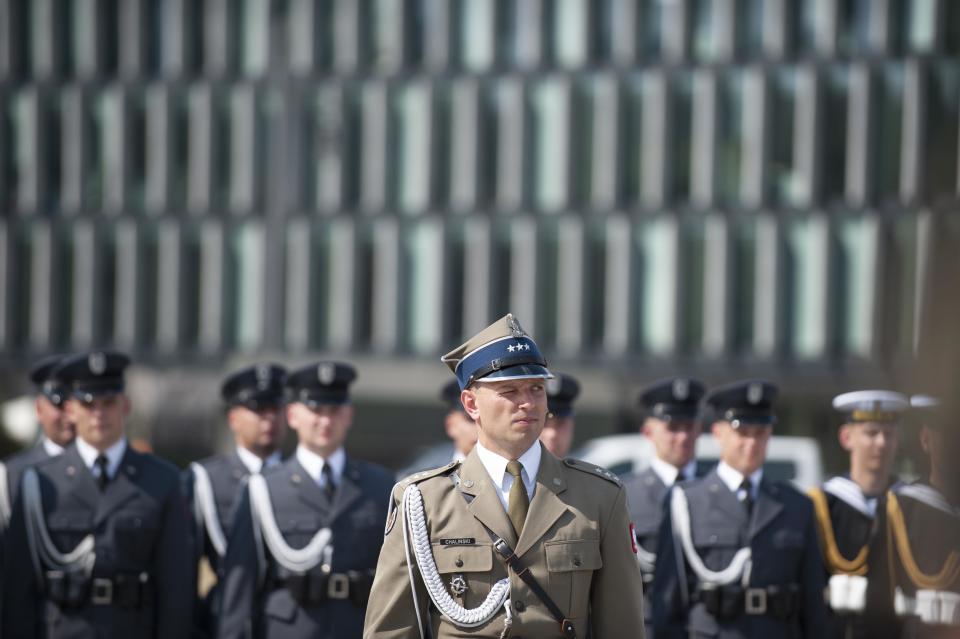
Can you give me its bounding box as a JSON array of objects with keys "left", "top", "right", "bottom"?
[
  {"left": 45, "top": 570, "right": 153, "bottom": 609},
  {"left": 272, "top": 570, "right": 375, "bottom": 608},
  {"left": 693, "top": 583, "right": 800, "bottom": 620}
]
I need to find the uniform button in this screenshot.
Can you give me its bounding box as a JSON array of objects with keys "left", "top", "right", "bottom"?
[
  {"left": 455, "top": 558, "right": 464, "bottom": 568},
  {"left": 514, "top": 601, "right": 525, "bottom": 612},
  {"left": 709, "top": 534, "right": 718, "bottom": 543}
]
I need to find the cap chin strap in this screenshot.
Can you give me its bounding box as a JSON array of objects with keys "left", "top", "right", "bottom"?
[
  {"left": 670, "top": 486, "right": 752, "bottom": 586},
  {"left": 401, "top": 483, "right": 512, "bottom": 636},
  {"left": 248, "top": 474, "right": 333, "bottom": 574},
  {"left": 190, "top": 463, "right": 227, "bottom": 558},
  {"left": 22, "top": 468, "right": 96, "bottom": 583}
]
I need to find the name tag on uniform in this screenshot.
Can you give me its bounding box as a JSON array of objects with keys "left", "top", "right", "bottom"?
[{"left": 439, "top": 538, "right": 476, "bottom": 546}]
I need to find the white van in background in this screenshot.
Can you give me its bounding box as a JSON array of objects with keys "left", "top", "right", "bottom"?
[{"left": 571, "top": 434, "right": 823, "bottom": 489}]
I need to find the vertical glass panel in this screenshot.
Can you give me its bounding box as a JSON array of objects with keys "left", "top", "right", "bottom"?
[
  {"left": 874, "top": 63, "right": 904, "bottom": 204},
  {"left": 169, "top": 89, "right": 189, "bottom": 211},
  {"left": 591, "top": 0, "right": 616, "bottom": 63},
  {"left": 228, "top": 221, "right": 264, "bottom": 350},
  {"left": 404, "top": 219, "right": 443, "bottom": 353},
  {"left": 395, "top": 82, "right": 432, "bottom": 215},
  {"left": 822, "top": 65, "right": 849, "bottom": 205},
  {"left": 907, "top": 0, "right": 937, "bottom": 54},
  {"left": 242, "top": 0, "right": 269, "bottom": 76},
  {"left": 730, "top": 217, "right": 756, "bottom": 353},
  {"left": 837, "top": 0, "right": 871, "bottom": 56},
  {"left": 716, "top": 70, "right": 744, "bottom": 207},
  {"left": 621, "top": 74, "right": 645, "bottom": 208},
  {"left": 735, "top": 0, "right": 764, "bottom": 59},
  {"left": 42, "top": 91, "right": 62, "bottom": 214},
  {"left": 85, "top": 91, "right": 107, "bottom": 211},
  {"left": 554, "top": 0, "right": 588, "bottom": 68},
  {"left": 791, "top": 0, "right": 818, "bottom": 58},
  {"left": 837, "top": 215, "right": 878, "bottom": 358},
  {"left": 459, "top": 0, "right": 494, "bottom": 71},
  {"left": 531, "top": 78, "right": 571, "bottom": 213},
  {"left": 925, "top": 62, "right": 960, "bottom": 205},
  {"left": 638, "top": 216, "right": 678, "bottom": 356},
  {"left": 768, "top": 67, "right": 797, "bottom": 206},
  {"left": 690, "top": 0, "right": 716, "bottom": 62},
  {"left": 127, "top": 92, "right": 147, "bottom": 214},
  {"left": 637, "top": 0, "right": 663, "bottom": 60},
  {"left": 785, "top": 216, "right": 830, "bottom": 360}
]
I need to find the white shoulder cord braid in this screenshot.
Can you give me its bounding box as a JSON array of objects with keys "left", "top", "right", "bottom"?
[
  {"left": 22, "top": 468, "right": 96, "bottom": 583},
  {"left": 0, "top": 461, "right": 10, "bottom": 530},
  {"left": 190, "top": 463, "right": 227, "bottom": 558},
  {"left": 670, "top": 486, "right": 752, "bottom": 585},
  {"left": 248, "top": 473, "right": 332, "bottom": 573},
  {"left": 402, "top": 483, "right": 513, "bottom": 635}
]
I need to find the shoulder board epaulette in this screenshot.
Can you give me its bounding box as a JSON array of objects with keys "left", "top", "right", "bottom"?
[
  {"left": 398, "top": 460, "right": 461, "bottom": 489},
  {"left": 563, "top": 458, "right": 621, "bottom": 486}
]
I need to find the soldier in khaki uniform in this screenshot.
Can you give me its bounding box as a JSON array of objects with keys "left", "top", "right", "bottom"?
[{"left": 363, "top": 314, "right": 646, "bottom": 639}]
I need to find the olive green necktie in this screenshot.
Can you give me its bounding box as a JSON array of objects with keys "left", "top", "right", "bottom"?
[{"left": 506, "top": 461, "right": 529, "bottom": 536}]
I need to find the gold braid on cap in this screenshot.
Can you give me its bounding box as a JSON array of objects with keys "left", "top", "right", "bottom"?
[
  {"left": 808, "top": 488, "right": 869, "bottom": 576},
  {"left": 885, "top": 491, "right": 960, "bottom": 592}
]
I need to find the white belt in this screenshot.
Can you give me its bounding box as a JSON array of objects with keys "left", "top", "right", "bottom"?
[
  {"left": 827, "top": 574, "right": 867, "bottom": 613},
  {"left": 895, "top": 587, "right": 960, "bottom": 625}
]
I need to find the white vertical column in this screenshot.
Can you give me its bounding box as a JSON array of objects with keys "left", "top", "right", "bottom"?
[
  {"left": 407, "top": 218, "right": 445, "bottom": 354},
  {"left": 555, "top": 216, "right": 584, "bottom": 355},
  {"left": 812, "top": 0, "right": 839, "bottom": 57},
  {"left": 793, "top": 65, "right": 821, "bottom": 208},
  {"left": 187, "top": 86, "right": 213, "bottom": 214},
  {"left": 70, "top": 220, "right": 97, "bottom": 346},
  {"left": 74, "top": 0, "right": 99, "bottom": 79},
  {"left": 839, "top": 215, "right": 881, "bottom": 357},
  {"left": 662, "top": 0, "right": 688, "bottom": 63},
  {"left": 422, "top": 0, "right": 450, "bottom": 71},
  {"left": 161, "top": 0, "right": 186, "bottom": 78},
  {"left": 845, "top": 64, "right": 873, "bottom": 207},
  {"left": 641, "top": 72, "right": 669, "bottom": 209},
  {"left": 495, "top": 79, "right": 526, "bottom": 210},
  {"left": 590, "top": 74, "right": 619, "bottom": 210},
  {"left": 371, "top": 218, "right": 400, "bottom": 352},
  {"left": 609, "top": 0, "right": 637, "bottom": 66},
  {"left": 372, "top": 0, "right": 404, "bottom": 74},
  {"left": 690, "top": 69, "right": 718, "bottom": 208},
  {"left": 462, "top": 0, "right": 495, "bottom": 72},
  {"left": 287, "top": 0, "right": 315, "bottom": 75},
  {"left": 398, "top": 81, "right": 433, "bottom": 215},
  {"left": 360, "top": 82, "right": 389, "bottom": 212},
  {"left": 113, "top": 219, "right": 140, "bottom": 349},
  {"left": 555, "top": 0, "right": 588, "bottom": 69},
  {"left": 14, "top": 89, "right": 40, "bottom": 213},
  {"left": 242, "top": 0, "right": 270, "bottom": 78},
  {"left": 641, "top": 216, "right": 679, "bottom": 356},
  {"left": 28, "top": 221, "right": 54, "bottom": 349},
  {"left": 762, "top": 0, "right": 788, "bottom": 59},
  {"left": 514, "top": 0, "right": 543, "bottom": 70},
  {"left": 198, "top": 220, "right": 225, "bottom": 353},
  {"left": 229, "top": 85, "right": 257, "bottom": 212},
  {"left": 284, "top": 218, "right": 311, "bottom": 352},
  {"left": 792, "top": 214, "right": 831, "bottom": 360},
  {"left": 449, "top": 79, "right": 480, "bottom": 211},
  {"left": 103, "top": 87, "right": 128, "bottom": 213},
  {"left": 753, "top": 213, "right": 780, "bottom": 358},
  {"left": 156, "top": 220, "right": 182, "bottom": 353},
  {"left": 204, "top": 0, "right": 230, "bottom": 76},
  {"left": 333, "top": 0, "right": 360, "bottom": 74},
  {"left": 900, "top": 60, "right": 925, "bottom": 204},
  {"left": 603, "top": 214, "right": 632, "bottom": 356},
  {"left": 327, "top": 218, "right": 357, "bottom": 351},
  {"left": 533, "top": 77, "right": 571, "bottom": 213},
  {"left": 702, "top": 213, "right": 729, "bottom": 357},
  {"left": 145, "top": 85, "right": 170, "bottom": 214},
  {"left": 314, "top": 84, "right": 345, "bottom": 213},
  {"left": 60, "top": 87, "right": 86, "bottom": 214},
  {"left": 235, "top": 222, "right": 266, "bottom": 350},
  {"left": 741, "top": 67, "right": 768, "bottom": 208},
  {"left": 31, "top": 0, "right": 55, "bottom": 79}
]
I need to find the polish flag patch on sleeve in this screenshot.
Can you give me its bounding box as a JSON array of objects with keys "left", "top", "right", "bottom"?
[{"left": 629, "top": 523, "right": 638, "bottom": 554}]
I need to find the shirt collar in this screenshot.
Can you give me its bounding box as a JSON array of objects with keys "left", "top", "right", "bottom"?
[
  {"left": 716, "top": 461, "right": 763, "bottom": 497},
  {"left": 475, "top": 439, "right": 542, "bottom": 494},
  {"left": 295, "top": 446, "right": 346, "bottom": 486},
  {"left": 42, "top": 437, "right": 65, "bottom": 457},
  {"left": 650, "top": 456, "right": 697, "bottom": 486},
  {"left": 236, "top": 446, "right": 282, "bottom": 474},
  {"left": 75, "top": 436, "right": 128, "bottom": 479}
]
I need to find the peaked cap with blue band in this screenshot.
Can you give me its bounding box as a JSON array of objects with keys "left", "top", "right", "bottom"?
[{"left": 442, "top": 313, "right": 553, "bottom": 390}]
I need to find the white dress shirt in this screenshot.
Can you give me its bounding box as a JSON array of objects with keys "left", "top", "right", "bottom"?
[
  {"left": 236, "top": 446, "right": 282, "bottom": 475},
  {"left": 475, "top": 440, "right": 541, "bottom": 511},
  {"left": 716, "top": 461, "right": 763, "bottom": 504},
  {"left": 42, "top": 438, "right": 65, "bottom": 457},
  {"left": 650, "top": 456, "right": 697, "bottom": 487},
  {"left": 296, "top": 445, "right": 346, "bottom": 489},
  {"left": 76, "top": 436, "right": 127, "bottom": 481}
]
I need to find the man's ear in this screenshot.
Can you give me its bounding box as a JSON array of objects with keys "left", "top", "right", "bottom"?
[
  {"left": 461, "top": 388, "right": 481, "bottom": 422},
  {"left": 920, "top": 424, "right": 933, "bottom": 455},
  {"left": 838, "top": 423, "right": 854, "bottom": 451}
]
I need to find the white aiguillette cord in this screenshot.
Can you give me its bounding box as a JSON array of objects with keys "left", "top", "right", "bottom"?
[
  {"left": 248, "top": 473, "right": 332, "bottom": 573},
  {"left": 670, "top": 486, "right": 752, "bottom": 586},
  {"left": 401, "top": 483, "right": 513, "bottom": 639},
  {"left": 190, "top": 462, "right": 227, "bottom": 558}
]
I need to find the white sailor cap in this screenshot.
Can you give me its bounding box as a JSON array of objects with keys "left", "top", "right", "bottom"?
[{"left": 832, "top": 390, "right": 909, "bottom": 423}]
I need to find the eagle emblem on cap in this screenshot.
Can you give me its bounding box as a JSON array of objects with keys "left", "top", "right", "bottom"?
[
  {"left": 506, "top": 314, "right": 525, "bottom": 339},
  {"left": 673, "top": 378, "right": 689, "bottom": 400},
  {"left": 317, "top": 363, "right": 336, "bottom": 385},
  {"left": 255, "top": 364, "right": 271, "bottom": 389},
  {"left": 89, "top": 352, "right": 107, "bottom": 376},
  {"left": 747, "top": 382, "right": 763, "bottom": 405}
]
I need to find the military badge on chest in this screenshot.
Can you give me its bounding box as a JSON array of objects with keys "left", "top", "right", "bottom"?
[{"left": 449, "top": 574, "right": 468, "bottom": 597}]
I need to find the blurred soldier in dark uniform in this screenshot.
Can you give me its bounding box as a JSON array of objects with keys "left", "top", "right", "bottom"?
[
  {"left": 866, "top": 395, "right": 960, "bottom": 638},
  {"left": 441, "top": 379, "right": 478, "bottom": 463},
  {"left": 538, "top": 372, "right": 580, "bottom": 458},
  {"left": 652, "top": 380, "right": 827, "bottom": 639},
  {"left": 622, "top": 376, "right": 706, "bottom": 636},
  {"left": 217, "top": 361, "right": 393, "bottom": 639},
  {"left": 809, "top": 390, "right": 906, "bottom": 639},
  {"left": 1, "top": 354, "right": 76, "bottom": 527},
  {"left": 185, "top": 363, "right": 287, "bottom": 637},
  {"left": 1, "top": 350, "right": 195, "bottom": 638}
]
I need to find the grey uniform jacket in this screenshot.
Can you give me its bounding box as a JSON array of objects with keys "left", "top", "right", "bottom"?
[
  {"left": 1, "top": 443, "right": 196, "bottom": 638},
  {"left": 651, "top": 468, "right": 827, "bottom": 639},
  {"left": 4, "top": 442, "right": 56, "bottom": 508},
  {"left": 217, "top": 456, "right": 394, "bottom": 639}
]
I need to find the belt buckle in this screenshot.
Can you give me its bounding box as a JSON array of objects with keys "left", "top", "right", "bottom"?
[
  {"left": 745, "top": 588, "right": 767, "bottom": 615},
  {"left": 327, "top": 573, "right": 350, "bottom": 600},
  {"left": 91, "top": 578, "right": 113, "bottom": 605}
]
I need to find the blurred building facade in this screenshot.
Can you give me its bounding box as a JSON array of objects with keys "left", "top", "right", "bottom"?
[{"left": 1, "top": 0, "right": 959, "bottom": 466}]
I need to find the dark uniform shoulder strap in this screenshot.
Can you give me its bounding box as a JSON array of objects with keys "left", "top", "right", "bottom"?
[
  {"left": 397, "top": 460, "right": 461, "bottom": 490},
  {"left": 562, "top": 458, "right": 622, "bottom": 486}
]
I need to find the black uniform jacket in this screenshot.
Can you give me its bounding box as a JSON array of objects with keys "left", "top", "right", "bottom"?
[{"left": 2, "top": 442, "right": 195, "bottom": 638}]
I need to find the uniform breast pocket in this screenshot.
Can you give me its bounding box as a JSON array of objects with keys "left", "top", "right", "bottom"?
[
  {"left": 432, "top": 543, "right": 495, "bottom": 609},
  {"left": 115, "top": 511, "right": 160, "bottom": 562},
  {"left": 47, "top": 514, "right": 93, "bottom": 553},
  {"left": 544, "top": 539, "right": 602, "bottom": 620},
  {"left": 278, "top": 517, "right": 322, "bottom": 549},
  {"left": 692, "top": 528, "right": 741, "bottom": 572}
]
